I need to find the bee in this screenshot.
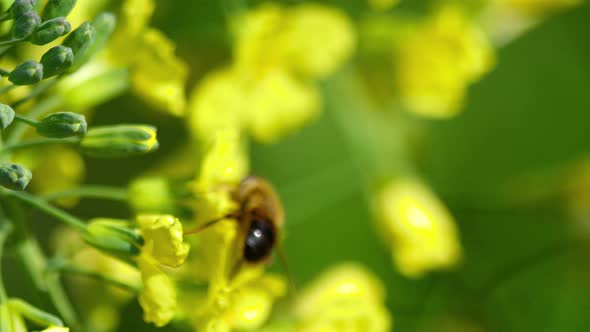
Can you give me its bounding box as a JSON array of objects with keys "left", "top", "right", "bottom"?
[
  {"left": 186, "top": 175, "right": 284, "bottom": 264},
  {"left": 234, "top": 175, "right": 284, "bottom": 263}
]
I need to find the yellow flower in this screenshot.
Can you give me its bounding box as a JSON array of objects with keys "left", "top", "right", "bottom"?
[
  {"left": 137, "top": 255, "right": 177, "bottom": 327},
  {"left": 294, "top": 263, "right": 391, "bottom": 332},
  {"left": 189, "top": 3, "right": 355, "bottom": 143},
  {"left": 137, "top": 214, "right": 190, "bottom": 268},
  {"left": 59, "top": 0, "right": 188, "bottom": 115},
  {"left": 42, "top": 327, "right": 70, "bottom": 332},
  {"left": 374, "top": 178, "right": 462, "bottom": 277},
  {"left": 245, "top": 68, "right": 320, "bottom": 143},
  {"left": 279, "top": 4, "right": 356, "bottom": 79},
  {"left": 183, "top": 218, "right": 287, "bottom": 331},
  {"left": 396, "top": 5, "right": 495, "bottom": 118}
]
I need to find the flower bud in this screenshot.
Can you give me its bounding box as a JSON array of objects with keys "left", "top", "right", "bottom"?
[
  {"left": 80, "top": 125, "right": 159, "bottom": 158},
  {"left": 0, "top": 104, "right": 15, "bottom": 129},
  {"left": 9, "top": 60, "right": 43, "bottom": 85},
  {"left": 36, "top": 112, "right": 87, "bottom": 138},
  {"left": 83, "top": 218, "right": 143, "bottom": 257},
  {"left": 0, "top": 163, "right": 32, "bottom": 190},
  {"left": 10, "top": 0, "right": 36, "bottom": 18},
  {"left": 62, "top": 22, "right": 96, "bottom": 70},
  {"left": 40, "top": 45, "right": 74, "bottom": 78},
  {"left": 13, "top": 11, "right": 41, "bottom": 39},
  {"left": 30, "top": 17, "right": 71, "bottom": 45},
  {"left": 74, "top": 13, "right": 115, "bottom": 67},
  {"left": 42, "top": 0, "right": 77, "bottom": 21}
]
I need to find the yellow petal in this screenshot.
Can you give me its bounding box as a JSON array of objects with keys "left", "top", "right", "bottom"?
[
  {"left": 138, "top": 256, "right": 177, "bottom": 327},
  {"left": 374, "top": 178, "right": 462, "bottom": 277},
  {"left": 137, "top": 214, "right": 190, "bottom": 268},
  {"left": 280, "top": 4, "right": 356, "bottom": 79}
]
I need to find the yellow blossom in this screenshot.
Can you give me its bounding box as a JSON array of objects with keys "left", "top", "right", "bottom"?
[
  {"left": 137, "top": 255, "right": 177, "bottom": 327},
  {"left": 42, "top": 327, "right": 70, "bottom": 332},
  {"left": 397, "top": 6, "right": 495, "bottom": 118},
  {"left": 294, "top": 263, "right": 391, "bottom": 332},
  {"left": 374, "top": 177, "right": 462, "bottom": 277},
  {"left": 189, "top": 2, "right": 355, "bottom": 143},
  {"left": 137, "top": 214, "right": 190, "bottom": 268},
  {"left": 278, "top": 4, "right": 357, "bottom": 79}
]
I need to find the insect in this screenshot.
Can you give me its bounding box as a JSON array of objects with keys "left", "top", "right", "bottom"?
[
  {"left": 186, "top": 175, "right": 284, "bottom": 264},
  {"left": 234, "top": 175, "right": 284, "bottom": 263}
]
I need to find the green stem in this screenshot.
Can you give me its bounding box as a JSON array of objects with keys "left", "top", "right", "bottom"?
[
  {"left": 5, "top": 94, "right": 63, "bottom": 146},
  {"left": 0, "top": 189, "right": 87, "bottom": 231},
  {"left": 6, "top": 201, "right": 80, "bottom": 329},
  {"left": 0, "top": 221, "right": 12, "bottom": 304},
  {"left": 0, "top": 68, "right": 10, "bottom": 77},
  {"left": 0, "top": 12, "right": 11, "bottom": 23},
  {"left": 0, "top": 137, "right": 79, "bottom": 154},
  {"left": 13, "top": 114, "right": 38, "bottom": 127},
  {"left": 0, "top": 39, "right": 23, "bottom": 47},
  {"left": 42, "top": 185, "right": 129, "bottom": 203},
  {"left": 48, "top": 262, "right": 140, "bottom": 294}
]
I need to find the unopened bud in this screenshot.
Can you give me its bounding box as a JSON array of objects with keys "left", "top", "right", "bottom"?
[
  {"left": 40, "top": 45, "right": 74, "bottom": 77},
  {"left": 75, "top": 13, "right": 115, "bottom": 66},
  {"left": 80, "top": 125, "right": 159, "bottom": 158},
  {"left": 10, "top": 0, "right": 36, "bottom": 18},
  {"left": 9, "top": 60, "right": 43, "bottom": 85},
  {"left": 62, "top": 22, "right": 95, "bottom": 70},
  {"left": 0, "top": 104, "right": 15, "bottom": 129},
  {"left": 31, "top": 17, "right": 71, "bottom": 45},
  {"left": 0, "top": 163, "right": 32, "bottom": 190},
  {"left": 36, "top": 112, "right": 87, "bottom": 138},
  {"left": 83, "top": 218, "right": 143, "bottom": 256},
  {"left": 42, "top": 0, "right": 77, "bottom": 21},
  {"left": 13, "top": 11, "right": 41, "bottom": 39}
]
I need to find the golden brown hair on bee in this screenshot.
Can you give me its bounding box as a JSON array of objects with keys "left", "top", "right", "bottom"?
[{"left": 234, "top": 176, "right": 284, "bottom": 263}]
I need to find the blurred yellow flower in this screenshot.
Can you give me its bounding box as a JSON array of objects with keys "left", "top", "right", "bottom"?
[
  {"left": 14, "top": 146, "right": 84, "bottom": 207},
  {"left": 137, "top": 214, "right": 190, "bottom": 268},
  {"left": 60, "top": 0, "right": 188, "bottom": 115},
  {"left": 189, "top": 2, "right": 355, "bottom": 143},
  {"left": 397, "top": 6, "right": 495, "bottom": 118},
  {"left": 374, "top": 178, "right": 462, "bottom": 277},
  {"left": 42, "top": 327, "right": 70, "bottom": 332},
  {"left": 294, "top": 263, "right": 391, "bottom": 332},
  {"left": 129, "top": 177, "right": 176, "bottom": 214}
]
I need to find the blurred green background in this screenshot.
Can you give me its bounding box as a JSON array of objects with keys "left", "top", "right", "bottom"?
[{"left": 6, "top": 0, "right": 590, "bottom": 331}]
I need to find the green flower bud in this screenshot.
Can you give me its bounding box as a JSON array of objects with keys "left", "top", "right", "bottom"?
[
  {"left": 0, "top": 104, "right": 15, "bottom": 129},
  {"left": 9, "top": 60, "right": 43, "bottom": 86},
  {"left": 0, "top": 163, "right": 32, "bottom": 190},
  {"left": 80, "top": 125, "right": 159, "bottom": 158},
  {"left": 13, "top": 11, "right": 41, "bottom": 39},
  {"left": 10, "top": 0, "right": 36, "bottom": 18},
  {"left": 83, "top": 218, "right": 143, "bottom": 257},
  {"left": 42, "top": 0, "right": 77, "bottom": 21},
  {"left": 40, "top": 45, "right": 74, "bottom": 78},
  {"left": 36, "top": 111, "right": 87, "bottom": 138},
  {"left": 74, "top": 12, "right": 115, "bottom": 67},
  {"left": 62, "top": 21, "right": 96, "bottom": 70},
  {"left": 30, "top": 17, "right": 71, "bottom": 45}
]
